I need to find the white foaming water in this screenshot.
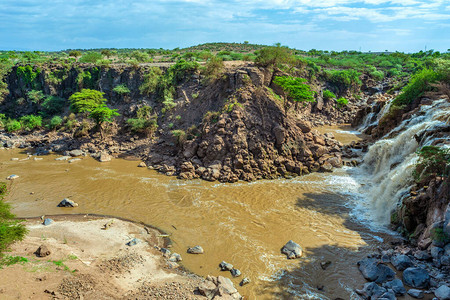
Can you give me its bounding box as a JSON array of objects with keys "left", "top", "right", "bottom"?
[{"left": 360, "top": 99, "right": 450, "bottom": 224}]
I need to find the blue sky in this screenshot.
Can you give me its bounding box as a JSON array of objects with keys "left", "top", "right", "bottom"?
[{"left": 0, "top": 0, "right": 449, "bottom": 52}]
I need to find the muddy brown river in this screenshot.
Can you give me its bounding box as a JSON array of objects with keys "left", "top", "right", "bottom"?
[{"left": 1, "top": 127, "right": 394, "bottom": 299}]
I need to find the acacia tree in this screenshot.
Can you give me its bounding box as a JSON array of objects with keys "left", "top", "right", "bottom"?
[
  {"left": 255, "top": 44, "right": 293, "bottom": 68},
  {"left": 89, "top": 104, "right": 119, "bottom": 138},
  {"left": 272, "top": 76, "right": 316, "bottom": 115}
]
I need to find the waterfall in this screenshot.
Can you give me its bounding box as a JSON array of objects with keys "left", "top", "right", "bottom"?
[{"left": 360, "top": 99, "right": 450, "bottom": 224}]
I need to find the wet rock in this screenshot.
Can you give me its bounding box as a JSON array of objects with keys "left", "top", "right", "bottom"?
[
  {"left": 415, "top": 250, "right": 431, "bottom": 260},
  {"left": 199, "top": 275, "right": 242, "bottom": 299},
  {"left": 435, "top": 285, "right": 450, "bottom": 299},
  {"left": 55, "top": 156, "right": 71, "bottom": 161},
  {"left": 126, "top": 238, "right": 140, "bottom": 246},
  {"left": 240, "top": 277, "right": 250, "bottom": 286},
  {"left": 230, "top": 268, "right": 241, "bottom": 277},
  {"left": 383, "top": 279, "right": 406, "bottom": 296},
  {"left": 408, "top": 289, "right": 424, "bottom": 298},
  {"left": 6, "top": 174, "right": 19, "bottom": 180},
  {"left": 356, "top": 282, "right": 387, "bottom": 298},
  {"left": 36, "top": 245, "right": 51, "bottom": 257},
  {"left": 68, "top": 149, "right": 84, "bottom": 157},
  {"left": 160, "top": 248, "right": 171, "bottom": 258},
  {"left": 43, "top": 218, "right": 53, "bottom": 226},
  {"left": 444, "top": 244, "right": 450, "bottom": 256},
  {"left": 391, "top": 254, "right": 413, "bottom": 271},
  {"left": 403, "top": 267, "right": 430, "bottom": 289},
  {"left": 187, "top": 245, "right": 204, "bottom": 254},
  {"left": 357, "top": 257, "right": 395, "bottom": 283},
  {"left": 138, "top": 162, "right": 146, "bottom": 167},
  {"left": 57, "top": 198, "right": 78, "bottom": 207},
  {"left": 68, "top": 158, "right": 81, "bottom": 163},
  {"left": 169, "top": 253, "right": 182, "bottom": 262},
  {"left": 380, "top": 289, "right": 396, "bottom": 300},
  {"left": 441, "top": 255, "right": 450, "bottom": 266},
  {"left": 219, "top": 261, "right": 233, "bottom": 271},
  {"left": 99, "top": 152, "right": 112, "bottom": 162},
  {"left": 431, "top": 246, "right": 444, "bottom": 259},
  {"left": 281, "top": 240, "right": 303, "bottom": 259}
]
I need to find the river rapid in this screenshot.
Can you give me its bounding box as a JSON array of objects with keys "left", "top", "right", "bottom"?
[{"left": 1, "top": 126, "right": 394, "bottom": 299}]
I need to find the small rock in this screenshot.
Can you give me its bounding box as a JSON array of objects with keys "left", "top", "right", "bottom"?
[
  {"left": 187, "top": 245, "right": 204, "bottom": 254},
  {"left": 43, "top": 218, "right": 53, "bottom": 226},
  {"left": 391, "top": 254, "right": 413, "bottom": 271},
  {"left": 6, "top": 174, "right": 19, "bottom": 180},
  {"left": 36, "top": 245, "right": 51, "bottom": 257},
  {"left": 161, "top": 248, "right": 171, "bottom": 258},
  {"left": 57, "top": 198, "right": 78, "bottom": 207},
  {"left": 435, "top": 285, "right": 450, "bottom": 300},
  {"left": 383, "top": 279, "right": 406, "bottom": 296},
  {"left": 356, "top": 282, "right": 387, "bottom": 298},
  {"left": 138, "top": 162, "right": 146, "bottom": 167},
  {"left": 10, "top": 158, "right": 19, "bottom": 161},
  {"left": 230, "top": 268, "right": 241, "bottom": 277},
  {"left": 441, "top": 255, "right": 450, "bottom": 266},
  {"left": 68, "top": 158, "right": 81, "bottom": 163},
  {"left": 219, "top": 261, "right": 233, "bottom": 271},
  {"left": 357, "top": 257, "right": 395, "bottom": 283},
  {"left": 240, "top": 277, "right": 250, "bottom": 286},
  {"left": 169, "top": 253, "right": 182, "bottom": 262},
  {"left": 431, "top": 246, "right": 444, "bottom": 259},
  {"left": 55, "top": 156, "right": 71, "bottom": 161},
  {"left": 68, "top": 149, "right": 84, "bottom": 157},
  {"left": 320, "top": 261, "right": 332, "bottom": 270},
  {"left": 403, "top": 267, "right": 430, "bottom": 289},
  {"left": 126, "top": 238, "right": 140, "bottom": 246},
  {"left": 415, "top": 250, "right": 431, "bottom": 260},
  {"left": 33, "top": 157, "right": 43, "bottom": 161},
  {"left": 99, "top": 152, "right": 112, "bottom": 162},
  {"left": 408, "top": 289, "right": 424, "bottom": 298},
  {"left": 166, "top": 261, "right": 179, "bottom": 269},
  {"left": 281, "top": 240, "right": 303, "bottom": 259}
]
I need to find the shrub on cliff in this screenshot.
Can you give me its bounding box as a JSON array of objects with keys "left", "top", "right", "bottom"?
[
  {"left": 392, "top": 69, "right": 443, "bottom": 106},
  {"left": 272, "top": 76, "right": 315, "bottom": 114},
  {"left": 0, "top": 182, "right": 27, "bottom": 255},
  {"left": 413, "top": 146, "right": 450, "bottom": 183},
  {"left": 5, "top": 120, "right": 21, "bottom": 132},
  {"left": 202, "top": 56, "right": 224, "bottom": 81},
  {"left": 323, "top": 89, "right": 336, "bottom": 100},
  {"left": 113, "top": 84, "right": 130, "bottom": 95},
  {"left": 19, "top": 115, "right": 42, "bottom": 130},
  {"left": 89, "top": 104, "right": 119, "bottom": 127},
  {"left": 336, "top": 97, "right": 349, "bottom": 108},
  {"left": 139, "top": 67, "right": 163, "bottom": 96},
  {"left": 69, "top": 89, "right": 107, "bottom": 113},
  {"left": 79, "top": 51, "right": 102, "bottom": 63},
  {"left": 324, "top": 69, "right": 362, "bottom": 91}
]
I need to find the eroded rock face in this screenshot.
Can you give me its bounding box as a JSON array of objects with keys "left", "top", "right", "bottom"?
[{"left": 148, "top": 83, "right": 343, "bottom": 183}]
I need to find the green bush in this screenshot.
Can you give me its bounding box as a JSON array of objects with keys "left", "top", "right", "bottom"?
[
  {"left": 392, "top": 69, "right": 442, "bottom": 106},
  {"left": 171, "top": 129, "right": 186, "bottom": 146},
  {"left": 136, "top": 106, "right": 153, "bottom": 119},
  {"left": 323, "top": 89, "right": 336, "bottom": 100},
  {"left": 5, "top": 120, "right": 21, "bottom": 132},
  {"left": 113, "top": 84, "right": 130, "bottom": 95},
  {"left": 40, "top": 96, "right": 66, "bottom": 117},
  {"left": 69, "top": 89, "right": 106, "bottom": 113},
  {"left": 49, "top": 116, "right": 63, "bottom": 130},
  {"left": 324, "top": 69, "right": 362, "bottom": 90},
  {"left": 336, "top": 97, "right": 349, "bottom": 108},
  {"left": 79, "top": 52, "right": 102, "bottom": 63},
  {"left": 0, "top": 182, "right": 27, "bottom": 255},
  {"left": 413, "top": 146, "right": 450, "bottom": 182},
  {"left": 202, "top": 56, "right": 224, "bottom": 80},
  {"left": 20, "top": 115, "right": 42, "bottom": 130},
  {"left": 68, "top": 50, "right": 82, "bottom": 58},
  {"left": 89, "top": 104, "right": 119, "bottom": 126},
  {"left": 127, "top": 117, "right": 158, "bottom": 136},
  {"left": 273, "top": 76, "right": 315, "bottom": 114},
  {"left": 370, "top": 70, "right": 385, "bottom": 81},
  {"left": 26, "top": 90, "right": 45, "bottom": 104},
  {"left": 139, "top": 67, "right": 162, "bottom": 96}
]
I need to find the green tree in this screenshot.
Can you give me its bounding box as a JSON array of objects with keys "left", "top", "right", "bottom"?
[
  {"left": 89, "top": 104, "right": 119, "bottom": 138},
  {"left": 255, "top": 45, "right": 293, "bottom": 67},
  {"left": 69, "top": 89, "right": 106, "bottom": 113},
  {"left": 273, "top": 76, "right": 316, "bottom": 115},
  {"left": 68, "top": 50, "right": 82, "bottom": 58}
]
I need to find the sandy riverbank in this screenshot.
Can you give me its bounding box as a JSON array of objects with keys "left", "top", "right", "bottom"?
[{"left": 0, "top": 215, "right": 205, "bottom": 299}]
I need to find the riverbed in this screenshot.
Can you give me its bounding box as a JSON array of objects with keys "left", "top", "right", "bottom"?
[{"left": 1, "top": 126, "right": 394, "bottom": 299}]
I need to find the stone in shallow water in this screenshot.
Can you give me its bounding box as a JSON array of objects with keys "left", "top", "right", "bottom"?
[
  {"left": 57, "top": 198, "right": 78, "bottom": 207},
  {"left": 391, "top": 254, "right": 413, "bottom": 271},
  {"left": 43, "top": 218, "right": 53, "bottom": 226},
  {"left": 187, "top": 245, "right": 204, "bottom": 254},
  {"left": 435, "top": 285, "right": 450, "bottom": 300},
  {"left": 230, "top": 268, "right": 241, "bottom": 277},
  {"left": 240, "top": 277, "right": 250, "bottom": 286},
  {"left": 281, "top": 240, "right": 302, "bottom": 259},
  {"left": 357, "top": 257, "right": 395, "bottom": 283},
  {"left": 219, "top": 261, "right": 233, "bottom": 271},
  {"left": 407, "top": 289, "right": 424, "bottom": 299},
  {"left": 383, "top": 278, "right": 406, "bottom": 296},
  {"left": 6, "top": 174, "right": 19, "bottom": 180}
]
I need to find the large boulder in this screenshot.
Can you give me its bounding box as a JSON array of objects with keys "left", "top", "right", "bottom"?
[
  {"left": 435, "top": 285, "right": 450, "bottom": 300},
  {"left": 357, "top": 257, "right": 395, "bottom": 283},
  {"left": 36, "top": 245, "right": 51, "bottom": 257},
  {"left": 281, "top": 240, "right": 303, "bottom": 259},
  {"left": 391, "top": 254, "right": 413, "bottom": 271},
  {"left": 403, "top": 267, "right": 430, "bottom": 289}
]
